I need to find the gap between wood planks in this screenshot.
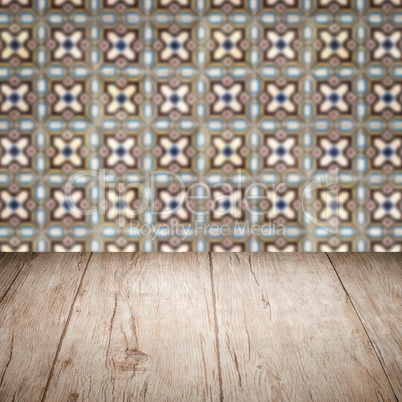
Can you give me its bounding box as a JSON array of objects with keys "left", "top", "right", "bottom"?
[
  {"left": 325, "top": 252, "right": 398, "bottom": 402},
  {"left": 0, "top": 254, "right": 37, "bottom": 306},
  {"left": 41, "top": 252, "right": 93, "bottom": 402}
]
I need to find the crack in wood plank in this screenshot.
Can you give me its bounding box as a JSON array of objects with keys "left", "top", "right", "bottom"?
[
  {"left": 209, "top": 253, "right": 224, "bottom": 402},
  {"left": 0, "top": 333, "right": 13, "bottom": 389}
]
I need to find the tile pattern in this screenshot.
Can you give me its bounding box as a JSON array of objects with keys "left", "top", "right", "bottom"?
[{"left": 0, "top": 0, "right": 401, "bottom": 251}]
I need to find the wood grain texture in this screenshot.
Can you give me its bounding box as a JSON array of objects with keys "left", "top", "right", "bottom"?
[
  {"left": 328, "top": 252, "right": 402, "bottom": 399},
  {"left": 210, "top": 253, "right": 396, "bottom": 401},
  {"left": 0, "top": 252, "right": 90, "bottom": 402},
  {"left": 0, "top": 253, "right": 35, "bottom": 302},
  {"left": 43, "top": 253, "right": 220, "bottom": 401}
]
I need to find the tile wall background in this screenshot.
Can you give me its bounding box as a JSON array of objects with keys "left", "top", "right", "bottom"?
[{"left": 0, "top": 0, "right": 401, "bottom": 251}]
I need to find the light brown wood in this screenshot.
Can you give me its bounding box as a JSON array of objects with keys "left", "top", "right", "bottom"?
[
  {"left": 328, "top": 252, "right": 402, "bottom": 399},
  {"left": 0, "top": 253, "right": 35, "bottom": 301},
  {"left": 0, "top": 252, "right": 90, "bottom": 401},
  {"left": 43, "top": 253, "right": 221, "bottom": 401},
  {"left": 0, "top": 252, "right": 400, "bottom": 401},
  {"left": 210, "top": 253, "right": 396, "bottom": 401}
]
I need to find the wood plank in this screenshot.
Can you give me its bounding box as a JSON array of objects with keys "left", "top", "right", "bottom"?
[
  {"left": 0, "top": 252, "right": 90, "bottom": 401},
  {"left": 328, "top": 252, "right": 402, "bottom": 399},
  {"left": 43, "top": 253, "right": 220, "bottom": 401},
  {"left": 0, "top": 253, "right": 35, "bottom": 301},
  {"left": 211, "top": 253, "right": 396, "bottom": 401}
]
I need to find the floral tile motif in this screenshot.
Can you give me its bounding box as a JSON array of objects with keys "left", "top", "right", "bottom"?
[{"left": 0, "top": 0, "right": 401, "bottom": 251}]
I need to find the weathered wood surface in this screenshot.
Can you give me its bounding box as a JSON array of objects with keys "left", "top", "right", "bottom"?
[
  {"left": 0, "top": 252, "right": 90, "bottom": 401},
  {"left": 210, "top": 253, "right": 396, "bottom": 401},
  {"left": 43, "top": 253, "right": 221, "bottom": 401},
  {"left": 0, "top": 253, "right": 34, "bottom": 302},
  {"left": 0, "top": 252, "right": 400, "bottom": 401},
  {"left": 328, "top": 252, "right": 402, "bottom": 399}
]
